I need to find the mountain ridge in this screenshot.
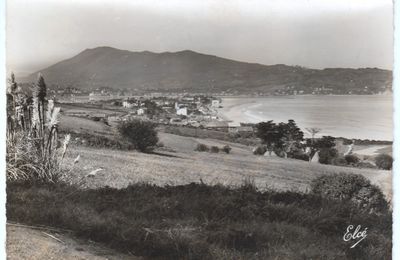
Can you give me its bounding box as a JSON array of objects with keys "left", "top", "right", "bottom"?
[{"left": 24, "top": 46, "right": 392, "bottom": 94}]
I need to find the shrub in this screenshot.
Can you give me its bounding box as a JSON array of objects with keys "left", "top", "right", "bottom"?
[
  {"left": 195, "top": 143, "right": 209, "bottom": 152},
  {"left": 289, "top": 151, "right": 309, "bottom": 161},
  {"left": 222, "top": 145, "right": 232, "bottom": 154},
  {"left": 332, "top": 156, "right": 348, "bottom": 166},
  {"left": 375, "top": 154, "right": 393, "bottom": 170},
  {"left": 210, "top": 146, "right": 220, "bottom": 153},
  {"left": 318, "top": 148, "right": 338, "bottom": 164},
  {"left": 345, "top": 154, "right": 360, "bottom": 164},
  {"left": 356, "top": 161, "right": 377, "bottom": 169},
  {"left": 253, "top": 145, "right": 267, "bottom": 155},
  {"left": 342, "top": 138, "right": 353, "bottom": 145},
  {"left": 117, "top": 119, "right": 158, "bottom": 152},
  {"left": 311, "top": 173, "right": 388, "bottom": 213}
]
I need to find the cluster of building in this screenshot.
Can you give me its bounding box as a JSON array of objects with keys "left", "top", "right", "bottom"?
[
  {"left": 111, "top": 95, "right": 255, "bottom": 135},
  {"left": 114, "top": 95, "right": 223, "bottom": 126}
]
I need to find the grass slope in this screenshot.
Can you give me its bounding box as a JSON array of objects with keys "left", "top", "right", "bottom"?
[{"left": 63, "top": 132, "right": 392, "bottom": 201}]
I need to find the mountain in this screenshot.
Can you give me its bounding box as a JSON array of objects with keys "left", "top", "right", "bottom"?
[{"left": 25, "top": 46, "right": 392, "bottom": 94}]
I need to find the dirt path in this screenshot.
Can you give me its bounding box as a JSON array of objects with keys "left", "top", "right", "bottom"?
[{"left": 6, "top": 224, "right": 139, "bottom": 260}]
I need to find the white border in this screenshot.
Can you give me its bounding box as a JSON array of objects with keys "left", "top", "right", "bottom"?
[
  {"left": 393, "top": 0, "right": 399, "bottom": 258},
  {"left": 0, "top": 0, "right": 6, "bottom": 259},
  {"left": 0, "top": 0, "right": 398, "bottom": 258}
]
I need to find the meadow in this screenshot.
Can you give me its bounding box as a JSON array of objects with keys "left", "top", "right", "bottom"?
[{"left": 59, "top": 132, "right": 392, "bottom": 202}]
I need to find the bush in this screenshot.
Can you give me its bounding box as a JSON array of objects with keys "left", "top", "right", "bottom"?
[
  {"left": 356, "top": 161, "right": 377, "bottom": 169},
  {"left": 345, "top": 154, "right": 360, "bottom": 164},
  {"left": 117, "top": 120, "right": 158, "bottom": 152},
  {"left": 311, "top": 173, "right": 388, "bottom": 213},
  {"left": 289, "top": 151, "right": 309, "bottom": 161},
  {"left": 342, "top": 138, "right": 353, "bottom": 145},
  {"left": 375, "top": 154, "right": 393, "bottom": 170},
  {"left": 210, "top": 146, "right": 220, "bottom": 153},
  {"left": 253, "top": 145, "right": 267, "bottom": 155},
  {"left": 195, "top": 143, "right": 209, "bottom": 152},
  {"left": 70, "top": 133, "right": 131, "bottom": 150},
  {"left": 332, "top": 156, "right": 348, "bottom": 166},
  {"left": 318, "top": 148, "right": 338, "bottom": 164},
  {"left": 222, "top": 145, "right": 232, "bottom": 154}
]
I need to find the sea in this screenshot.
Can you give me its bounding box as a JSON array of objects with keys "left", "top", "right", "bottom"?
[{"left": 219, "top": 95, "right": 393, "bottom": 141}]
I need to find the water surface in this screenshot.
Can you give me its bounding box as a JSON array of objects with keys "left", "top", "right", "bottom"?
[{"left": 219, "top": 95, "right": 393, "bottom": 141}]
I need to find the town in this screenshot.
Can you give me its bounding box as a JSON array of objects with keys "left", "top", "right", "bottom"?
[{"left": 51, "top": 86, "right": 257, "bottom": 136}]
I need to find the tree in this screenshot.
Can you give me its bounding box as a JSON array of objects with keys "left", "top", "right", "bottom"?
[
  {"left": 256, "top": 120, "right": 304, "bottom": 157},
  {"left": 307, "top": 136, "right": 337, "bottom": 164},
  {"left": 318, "top": 147, "right": 338, "bottom": 164},
  {"left": 144, "top": 100, "right": 162, "bottom": 116},
  {"left": 117, "top": 119, "right": 159, "bottom": 152},
  {"left": 279, "top": 119, "right": 304, "bottom": 157},
  {"left": 255, "top": 121, "right": 281, "bottom": 155},
  {"left": 305, "top": 127, "right": 321, "bottom": 144}
]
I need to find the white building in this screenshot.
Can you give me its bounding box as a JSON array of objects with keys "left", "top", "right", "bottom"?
[
  {"left": 122, "top": 101, "right": 135, "bottom": 108},
  {"left": 137, "top": 108, "right": 146, "bottom": 115},
  {"left": 176, "top": 107, "right": 188, "bottom": 116},
  {"left": 211, "top": 99, "right": 220, "bottom": 108}
]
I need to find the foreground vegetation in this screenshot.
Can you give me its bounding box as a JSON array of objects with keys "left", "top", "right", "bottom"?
[{"left": 7, "top": 176, "right": 391, "bottom": 260}]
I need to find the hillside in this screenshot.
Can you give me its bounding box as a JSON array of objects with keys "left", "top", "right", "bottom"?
[
  {"left": 61, "top": 132, "right": 391, "bottom": 200},
  {"left": 26, "top": 46, "right": 392, "bottom": 94}
]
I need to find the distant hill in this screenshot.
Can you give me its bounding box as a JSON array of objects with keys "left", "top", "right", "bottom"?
[{"left": 24, "top": 46, "right": 392, "bottom": 94}]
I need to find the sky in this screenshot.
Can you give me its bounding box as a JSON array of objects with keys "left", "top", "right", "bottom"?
[{"left": 6, "top": 0, "right": 394, "bottom": 76}]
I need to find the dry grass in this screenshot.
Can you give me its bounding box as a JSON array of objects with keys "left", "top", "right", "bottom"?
[
  {"left": 59, "top": 116, "right": 114, "bottom": 136},
  {"left": 63, "top": 132, "right": 391, "bottom": 200}
]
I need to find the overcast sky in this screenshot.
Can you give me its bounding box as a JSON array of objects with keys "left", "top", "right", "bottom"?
[{"left": 7, "top": 0, "right": 393, "bottom": 76}]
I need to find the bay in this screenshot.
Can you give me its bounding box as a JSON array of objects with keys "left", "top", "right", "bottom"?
[{"left": 219, "top": 95, "right": 393, "bottom": 141}]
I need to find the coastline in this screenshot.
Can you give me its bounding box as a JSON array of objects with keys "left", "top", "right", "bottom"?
[{"left": 216, "top": 95, "right": 393, "bottom": 141}]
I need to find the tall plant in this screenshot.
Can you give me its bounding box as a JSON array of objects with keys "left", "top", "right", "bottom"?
[{"left": 6, "top": 73, "right": 70, "bottom": 183}]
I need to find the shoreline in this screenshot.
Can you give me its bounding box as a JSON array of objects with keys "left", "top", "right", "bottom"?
[{"left": 216, "top": 95, "right": 393, "bottom": 142}]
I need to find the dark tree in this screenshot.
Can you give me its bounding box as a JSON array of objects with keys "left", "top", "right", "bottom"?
[
  {"left": 144, "top": 100, "right": 162, "bottom": 116},
  {"left": 256, "top": 120, "right": 304, "bottom": 157},
  {"left": 306, "top": 136, "right": 338, "bottom": 164},
  {"left": 256, "top": 120, "right": 281, "bottom": 154},
  {"left": 318, "top": 148, "right": 338, "bottom": 164},
  {"left": 117, "top": 119, "right": 159, "bottom": 152},
  {"left": 279, "top": 119, "right": 304, "bottom": 154},
  {"left": 307, "top": 136, "right": 336, "bottom": 150}
]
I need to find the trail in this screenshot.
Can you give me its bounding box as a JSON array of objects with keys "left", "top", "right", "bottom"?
[{"left": 7, "top": 224, "right": 140, "bottom": 260}]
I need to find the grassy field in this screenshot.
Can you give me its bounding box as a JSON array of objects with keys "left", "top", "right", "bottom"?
[
  {"left": 63, "top": 132, "right": 392, "bottom": 201},
  {"left": 59, "top": 115, "right": 115, "bottom": 136}
]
